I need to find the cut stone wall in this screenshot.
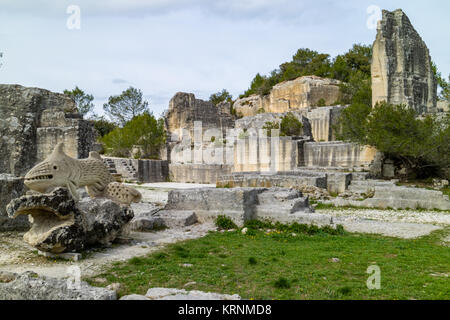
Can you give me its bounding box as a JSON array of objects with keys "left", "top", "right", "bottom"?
[
  {"left": 169, "top": 163, "right": 232, "bottom": 184},
  {"left": 234, "top": 76, "right": 341, "bottom": 117},
  {"left": 217, "top": 171, "right": 327, "bottom": 189},
  {"left": 371, "top": 9, "right": 437, "bottom": 114},
  {"left": 303, "top": 142, "right": 377, "bottom": 168},
  {"left": 306, "top": 106, "right": 345, "bottom": 142},
  {"left": 234, "top": 136, "right": 304, "bottom": 172}
]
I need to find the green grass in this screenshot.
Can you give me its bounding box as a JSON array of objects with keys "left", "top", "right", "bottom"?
[{"left": 86, "top": 227, "right": 450, "bottom": 300}]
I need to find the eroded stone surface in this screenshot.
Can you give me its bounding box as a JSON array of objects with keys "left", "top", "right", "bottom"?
[
  {"left": 0, "top": 174, "right": 27, "bottom": 231},
  {"left": 234, "top": 76, "right": 341, "bottom": 117},
  {"left": 145, "top": 287, "right": 241, "bottom": 300},
  {"left": 0, "top": 271, "right": 116, "bottom": 300},
  {"left": 371, "top": 9, "right": 436, "bottom": 113},
  {"left": 6, "top": 187, "right": 134, "bottom": 253}
]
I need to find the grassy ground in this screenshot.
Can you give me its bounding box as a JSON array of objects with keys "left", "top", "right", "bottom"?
[{"left": 86, "top": 223, "right": 450, "bottom": 300}]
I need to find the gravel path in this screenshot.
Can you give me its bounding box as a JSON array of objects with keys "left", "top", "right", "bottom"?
[
  {"left": 314, "top": 208, "right": 448, "bottom": 239},
  {"left": 317, "top": 208, "right": 450, "bottom": 226}
]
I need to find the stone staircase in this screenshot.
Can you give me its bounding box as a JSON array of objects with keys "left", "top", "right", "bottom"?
[
  {"left": 119, "top": 159, "right": 138, "bottom": 181},
  {"left": 102, "top": 158, "right": 138, "bottom": 182},
  {"left": 103, "top": 158, "right": 118, "bottom": 174}
]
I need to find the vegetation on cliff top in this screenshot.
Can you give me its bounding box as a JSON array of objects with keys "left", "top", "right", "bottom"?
[
  {"left": 239, "top": 44, "right": 372, "bottom": 100},
  {"left": 63, "top": 86, "right": 95, "bottom": 117}
]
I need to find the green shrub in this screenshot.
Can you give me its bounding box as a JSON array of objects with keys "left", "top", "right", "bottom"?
[
  {"left": 248, "top": 257, "right": 257, "bottom": 265},
  {"left": 280, "top": 112, "right": 303, "bottom": 136},
  {"left": 317, "top": 98, "right": 326, "bottom": 107},
  {"left": 101, "top": 112, "right": 165, "bottom": 159},
  {"left": 215, "top": 215, "right": 238, "bottom": 230},
  {"left": 262, "top": 121, "right": 280, "bottom": 137}
]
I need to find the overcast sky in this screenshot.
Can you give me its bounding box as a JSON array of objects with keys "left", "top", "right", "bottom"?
[{"left": 0, "top": 0, "right": 448, "bottom": 118}]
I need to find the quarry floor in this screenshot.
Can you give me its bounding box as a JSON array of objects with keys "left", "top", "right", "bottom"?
[{"left": 0, "top": 182, "right": 449, "bottom": 280}]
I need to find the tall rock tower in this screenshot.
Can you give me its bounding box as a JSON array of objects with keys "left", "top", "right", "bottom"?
[{"left": 371, "top": 9, "right": 437, "bottom": 114}]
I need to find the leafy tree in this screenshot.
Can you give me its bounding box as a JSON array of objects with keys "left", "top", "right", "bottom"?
[
  {"left": 338, "top": 70, "right": 372, "bottom": 106},
  {"left": 240, "top": 44, "right": 371, "bottom": 100},
  {"left": 335, "top": 102, "right": 371, "bottom": 144},
  {"left": 63, "top": 86, "right": 95, "bottom": 117},
  {"left": 101, "top": 112, "right": 165, "bottom": 159},
  {"left": 209, "top": 89, "right": 233, "bottom": 105},
  {"left": 103, "top": 87, "right": 149, "bottom": 126},
  {"left": 337, "top": 101, "right": 450, "bottom": 178},
  {"left": 91, "top": 116, "right": 117, "bottom": 137},
  {"left": 431, "top": 62, "right": 449, "bottom": 101}
]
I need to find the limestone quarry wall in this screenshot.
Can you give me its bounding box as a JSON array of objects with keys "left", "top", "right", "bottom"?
[
  {"left": 165, "top": 92, "right": 235, "bottom": 141},
  {"left": 306, "top": 106, "right": 345, "bottom": 142},
  {"left": 371, "top": 9, "right": 436, "bottom": 113},
  {"left": 303, "top": 142, "right": 377, "bottom": 168},
  {"left": 233, "top": 137, "right": 301, "bottom": 172},
  {"left": 0, "top": 84, "right": 96, "bottom": 176},
  {"left": 169, "top": 163, "right": 232, "bottom": 184},
  {"left": 0, "top": 174, "right": 28, "bottom": 231},
  {"left": 234, "top": 76, "right": 341, "bottom": 117}
]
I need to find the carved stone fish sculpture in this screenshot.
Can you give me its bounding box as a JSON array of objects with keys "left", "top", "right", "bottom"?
[{"left": 24, "top": 143, "right": 142, "bottom": 205}]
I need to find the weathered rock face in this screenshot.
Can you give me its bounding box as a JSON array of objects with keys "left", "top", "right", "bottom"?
[
  {"left": 0, "top": 84, "right": 96, "bottom": 177},
  {"left": 165, "top": 92, "right": 235, "bottom": 140},
  {"left": 0, "top": 271, "right": 116, "bottom": 300},
  {"left": 371, "top": 9, "right": 437, "bottom": 114},
  {"left": 234, "top": 76, "right": 341, "bottom": 117},
  {"left": 0, "top": 174, "right": 27, "bottom": 231},
  {"left": 6, "top": 188, "right": 134, "bottom": 253}
]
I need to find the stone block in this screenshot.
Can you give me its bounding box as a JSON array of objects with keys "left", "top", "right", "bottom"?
[
  {"left": 164, "top": 187, "right": 313, "bottom": 226},
  {"left": 327, "top": 172, "right": 352, "bottom": 194}
]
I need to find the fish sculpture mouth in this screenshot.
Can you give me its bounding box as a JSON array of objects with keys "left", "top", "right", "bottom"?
[{"left": 24, "top": 174, "right": 53, "bottom": 182}]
